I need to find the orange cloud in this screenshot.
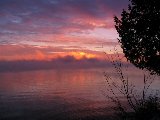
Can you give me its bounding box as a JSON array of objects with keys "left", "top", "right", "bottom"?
[
  {"left": 0, "top": 44, "right": 104, "bottom": 61},
  {"left": 0, "top": 44, "right": 126, "bottom": 63},
  {"left": 65, "top": 51, "right": 96, "bottom": 60}
]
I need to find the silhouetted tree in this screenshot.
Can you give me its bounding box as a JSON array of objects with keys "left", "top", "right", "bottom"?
[{"left": 114, "top": 0, "right": 160, "bottom": 75}]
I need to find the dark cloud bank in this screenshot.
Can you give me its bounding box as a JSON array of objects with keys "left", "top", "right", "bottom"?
[{"left": 0, "top": 56, "right": 113, "bottom": 72}]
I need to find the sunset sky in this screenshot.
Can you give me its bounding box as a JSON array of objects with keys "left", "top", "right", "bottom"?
[{"left": 0, "top": 0, "right": 129, "bottom": 70}]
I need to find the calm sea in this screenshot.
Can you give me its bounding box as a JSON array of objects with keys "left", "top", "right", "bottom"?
[{"left": 0, "top": 67, "right": 159, "bottom": 120}]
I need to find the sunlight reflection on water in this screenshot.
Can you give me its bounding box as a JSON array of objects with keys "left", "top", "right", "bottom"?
[{"left": 0, "top": 68, "right": 159, "bottom": 119}]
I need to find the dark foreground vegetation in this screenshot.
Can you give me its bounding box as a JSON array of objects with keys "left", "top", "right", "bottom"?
[
  {"left": 115, "top": 0, "right": 160, "bottom": 75},
  {"left": 112, "top": 0, "right": 160, "bottom": 119},
  {"left": 104, "top": 55, "right": 160, "bottom": 120}
]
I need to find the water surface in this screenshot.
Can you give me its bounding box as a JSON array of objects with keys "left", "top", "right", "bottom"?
[{"left": 0, "top": 68, "right": 159, "bottom": 120}]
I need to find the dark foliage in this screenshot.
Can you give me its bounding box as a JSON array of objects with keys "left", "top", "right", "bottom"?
[
  {"left": 114, "top": 0, "right": 160, "bottom": 75},
  {"left": 104, "top": 56, "right": 160, "bottom": 120}
]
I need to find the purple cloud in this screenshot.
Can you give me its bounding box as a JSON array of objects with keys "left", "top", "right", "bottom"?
[{"left": 0, "top": 0, "right": 129, "bottom": 36}]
